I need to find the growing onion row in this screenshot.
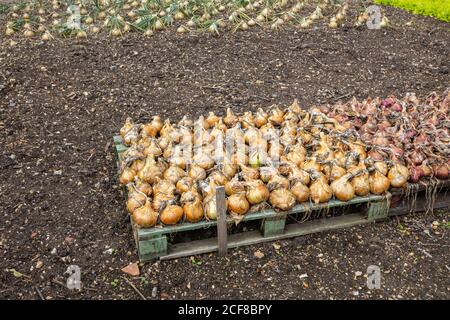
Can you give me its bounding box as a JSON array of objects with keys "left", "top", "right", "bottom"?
[
  {"left": 2, "top": 0, "right": 389, "bottom": 39},
  {"left": 118, "top": 98, "right": 416, "bottom": 228}
]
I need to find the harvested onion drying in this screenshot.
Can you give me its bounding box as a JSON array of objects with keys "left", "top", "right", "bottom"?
[{"left": 114, "top": 90, "right": 446, "bottom": 228}]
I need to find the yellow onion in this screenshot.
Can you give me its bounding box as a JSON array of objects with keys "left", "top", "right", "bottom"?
[
  {"left": 268, "top": 106, "right": 285, "bottom": 126},
  {"left": 193, "top": 152, "right": 215, "bottom": 170},
  {"left": 241, "top": 111, "right": 255, "bottom": 128},
  {"left": 222, "top": 160, "right": 238, "bottom": 179},
  {"left": 126, "top": 188, "right": 147, "bottom": 214},
  {"left": 286, "top": 145, "right": 306, "bottom": 166},
  {"left": 302, "top": 158, "right": 322, "bottom": 172},
  {"left": 244, "top": 126, "right": 260, "bottom": 144},
  {"left": 194, "top": 115, "right": 210, "bottom": 131},
  {"left": 135, "top": 179, "right": 152, "bottom": 196},
  {"left": 330, "top": 164, "right": 346, "bottom": 182},
  {"left": 289, "top": 99, "right": 302, "bottom": 114},
  {"left": 158, "top": 135, "right": 172, "bottom": 150},
  {"left": 152, "top": 177, "right": 176, "bottom": 195},
  {"left": 230, "top": 152, "right": 249, "bottom": 166},
  {"left": 183, "top": 198, "right": 204, "bottom": 222},
  {"left": 267, "top": 174, "right": 290, "bottom": 191},
  {"left": 164, "top": 165, "right": 186, "bottom": 184},
  {"left": 227, "top": 193, "right": 250, "bottom": 215},
  {"left": 330, "top": 173, "right": 355, "bottom": 202},
  {"left": 131, "top": 159, "right": 145, "bottom": 172},
  {"left": 225, "top": 177, "right": 245, "bottom": 196},
  {"left": 223, "top": 108, "right": 239, "bottom": 127},
  {"left": 180, "top": 186, "right": 201, "bottom": 204},
  {"left": 176, "top": 176, "right": 194, "bottom": 193},
  {"left": 374, "top": 161, "right": 388, "bottom": 175},
  {"left": 143, "top": 139, "right": 162, "bottom": 157},
  {"left": 160, "top": 119, "right": 174, "bottom": 137},
  {"left": 209, "top": 171, "right": 228, "bottom": 186},
  {"left": 388, "top": 163, "right": 409, "bottom": 188},
  {"left": 240, "top": 164, "right": 260, "bottom": 181},
  {"left": 259, "top": 166, "right": 278, "bottom": 183},
  {"left": 268, "top": 141, "right": 283, "bottom": 158},
  {"left": 310, "top": 177, "right": 332, "bottom": 204},
  {"left": 138, "top": 157, "right": 163, "bottom": 184},
  {"left": 289, "top": 166, "right": 311, "bottom": 186},
  {"left": 142, "top": 116, "right": 162, "bottom": 137},
  {"left": 120, "top": 117, "right": 134, "bottom": 138},
  {"left": 160, "top": 205, "right": 183, "bottom": 225},
  {"left": 369, "top": 171, "right": 390, "bottom": 195},
  {"left": 204, "top": 195, "right": 218, "bottom": 220},
  {"left": 269, "top": 189, "right": 296, "bottom": 211},
  {"left": 245, "top": 180, "right": 270, "bottom": 204},
  {"left": 351, "top": 170, "right": 370, "bottom": 196},
  {"left": 124, "top": 125, "right": 139, "bottom": 145},
  {"left": 133, "top": 199, "right": 158, "bottom": 228},
  {"left": 189, "top": 165, "right": 207, "bottom": 181},
  {"left": 119, "top": 167, "right": 136, "bottom": 185},
  {"left": 169, "top": 154, "right": 187, "bottom": 170},
  {"left": 291, "top": 181, "right": 310, "bottom": 203},
  {"left": 153, "top": 192, "right": 175, "bottom": 212},
  {"left": 206, "top": 112, "right": 220, "bottom": 127},
  {"left": 255, "top": 108, "right": 268, "bottom": 128},
  {"left": 249, "top": 149, "right": 267, "bottom": 168},
  {"left": 156, "top": 158, "right": 169, "bottom": 173}
]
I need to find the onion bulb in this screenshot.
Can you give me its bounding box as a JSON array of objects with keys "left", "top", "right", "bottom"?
[
  {"left": 255, "top": 108, "right": 268, "bottom": 128},
  {"left": 291, "top": 181, "right": 310, "bottom": 203},
  {"left": 267, "top": 174, "right": 290, "bottom": 191},
  {"left": 135, "top": 179, "right": 152, "bottom": 196},
  {"left": 222, "top": 161, "right": 238, "bottom": 179},
  {"left": 206, "top": 112, "right": 220, "bottom": 127},
  {"left": 260, "top": 166, "right": 278, "bottom": 183},
  {"left": 330, "top": 173, "right": 355, "bottom": 202},
  {"left": 268, "top": 106, "right": 284, "bottom": 126},
  {"left": 387, "top": 163, "right": 409, "bottom": 188},
  {"left": 224, "top": 108, "right": 239, "bottom": 127},
  {"left": 138, "top": 156, "right": 162, "bottom": 184},
  {"left": 183, "top": 198, "right": 204, "bottom": 222},
  {"left": 152, "top": 177, "right": 176, "bottom": 196},
  {"left": 126, "top": 188, "right": 147, "bottom": 214},
  {"left": 227, "top": 193, "right": 250, "bottom": 215},
  {"left": 369, "top": 171, "right": 390, "bottom": 195},
  {"left": 310, "top": 176, "right": 332, "bottom": 204},
  {"left": 164, "top": 165, "right": 186, "bottom": 184},
  {"left": 239, "top": 164, "right": 260, "bottom": 181},
  {"left": 176, "top": 176, "right": 193, "bottom": 193},
  {"left": 160, "top": 205, "right": 183, "bottom": 225},
  {"left": 209, "top": 171, "right": 228, "bottom": 186},
  {"left": 193, "top": 152, "right": 214, "bottom": 170},
  {"left": 120, "top": 117, "right": 134, "bottom": 138},
  {"left": 351, "top": 170, "right": 370, "bottom": 196},
  {"left": 269, "top": 189, "right": 295, "bottom": 211},
  {"left": 133, "top": 199, "right": 158, "bottom": 228},
  {"left": 189, "top": 165, "right": 207, "bottom": 181},
  {"left": 225, "top": 176, "right": 245, "bottom": 196},
  {"left": 119, "top": 167, "right": 136, "bottom": 185},
  {"left": 152, "top": 192, "right": 174, "bottom": 212},
  {"left": 433, "top": 164, "right": 449, "bottom": 180},
  {"left": 245, "top": 180, "right": 270, "bottom": 204}
]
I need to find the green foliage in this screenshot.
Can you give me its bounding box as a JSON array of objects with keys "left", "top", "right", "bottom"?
[
  {"left": 0, "top": 4, "right": 9, "bottom": 14},
  {"left": 375, "top": 0, "right": 450, "bottom": 22}
]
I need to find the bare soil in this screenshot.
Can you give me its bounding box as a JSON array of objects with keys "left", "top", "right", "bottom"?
[{"left": 0, "top": 2, "right": 449, "bottom": 299}]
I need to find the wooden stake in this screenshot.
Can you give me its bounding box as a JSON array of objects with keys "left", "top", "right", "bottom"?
[{"left": 216, "top": 186, "right": 227, "bottom": 257}]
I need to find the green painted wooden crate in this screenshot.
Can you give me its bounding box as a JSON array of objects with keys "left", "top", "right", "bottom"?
[{"left": 114, "top": 136, "right": 391, "bottom": 262}]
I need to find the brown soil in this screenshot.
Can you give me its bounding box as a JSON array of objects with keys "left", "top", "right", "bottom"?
[{"left": 0, "top": 2, "right": 449, "bottom": 299}]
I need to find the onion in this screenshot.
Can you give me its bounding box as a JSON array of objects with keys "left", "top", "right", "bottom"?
[
  {"left": 204, "top": 194, "right": 218, "bottom": 220},
  {"left": 164, "top": 165, "right": 186, "bottom": 184},
  {"left": 329, "top": 164, "right": 346, "bottom": 182},
  {"left": 289, "top": 166, "right": 311, "bottom": 186},
  {"left": 142, "top": 116, "right": 162, "bottom": 137},
  {"left": 222, "top": 161, "right": 238, "bottom": 179},
  {"left": 239, "top": 164, "right": 260, "bottom": 181},
  {"left": 260, "top": 166, "right": 278, "bottom": 183},
  {"left": 160, "top": 205, "right": 183, "bottom": 225},
  {"left": 331, "top": 173, "right": 355, "bottom": 202},
  {"left": 369, "top": 171, "right": 390, "bottom": 194},
  {"left": 120, "top": 117, "right": 134, "bottom": 138},
  {"left": 291, "top": 181, "right": 310, "bottom": 203},
  {"left": 387, "top": 163, "right": 409, "bottom": 188},
  {"left": 433, "top": 164, "right": 449, "bottom": 180},
  {"left": 241, "top": 111, "right": 255, "bottom": 128},
  {"left": 310, "top": 175, "right": 332, "bottom": 204},
  {"left": 286, "top": 145, "right": 306, "bottom": 166},
  {"left": 126, "top": 189, "right": 146, "bottom": 214},
  {"left": 153, "top": 192, "right": 175, "bottom": 212},
  {"left": 255, "top": 108, "right": 268, "bottom": 128},
  {"left": 224, "top": 108, "right": 239, "bottom": 127},
  {"left": 119, "top": 167, "right": 136, "bottom": 185},
  {"left": 409, "top": 165, "right": 424, "bottom": 183},
  {"left": 269, "top": 189, "right": 296, "bottom": 211},
  {"left": 176, "top": 176, "right": 193, "bottom": 193},
  {"left": 267, "top": 174, "right": 290, "bottom": 191},
  {"left": 225, "top": 177, "right": 245, "bottom": 196},
  {"left": 124, "top": 125, "right": 139, "bottom": 145},
  {"left": 133, "top": 199, "right": 158, "bottom": 228},
  {"left": 193, "top": 152, "right": 215, "bottom": 170},
  {"left": 245, "top": 180, "right": 270, "bottom": 204},
  {"left": 180, "top": 187, "right": 201, "bottom": 204},
  {"left": 227, "top": 193, "right": 250, "bottom": 215},
  {"left": 152, "top": 177, "right": 176, "bottom": 196},
  {"left": 351, "top": 171, "right": 370, "bottom": 196},
  {"left": 206, "top": 112, "right": 220, "bottom": 127},
  {"left": 138, "top": 157, "right": 163, "bottom": 184},
  {"left": 209, "top": 171, "right": 228, "bottom": 186},
  {"left": 189, "top": 165, "right": 207, "bottom": 181},
  {"left": 374, "top": 161, "right": 388, "bottom": 175},
  {"left": 135, "top": 179, "right": 152, "bottom": 196}
]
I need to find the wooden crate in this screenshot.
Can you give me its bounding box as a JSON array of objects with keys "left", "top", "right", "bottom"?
[{"left": 114, "top": 136, "right": 391, "bottom": 262}]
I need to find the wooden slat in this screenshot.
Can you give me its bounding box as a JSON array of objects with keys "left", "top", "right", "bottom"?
[
  {"left": 389, "top": 193, "right": 450, "bottom": 216},
  {"left": 137, "top": 195, "right": 385, "bottom": 239},
  {"left": 216, "top": 186, "right": 227, "bottom": 257},
  {"left": 160, "top": 213, "right": 369, "bottom": 260}
]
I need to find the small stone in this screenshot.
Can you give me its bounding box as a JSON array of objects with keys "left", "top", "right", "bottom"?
[
  {"left": 50, "top": 248, "right": 57, "bottom": 255},
  {"left": 254, "top": 250, "right": 264, "bottom": 259},
  {"left": 272, "top": 243, "right": 281, "bottom": 250},
  {"left": 317, "top": 253, "right": 323, "bottom": 258},
  {"left": 355, "top": 271, "right": 362, "bottom": 277},
  {"left": 352, "top": 290, "right": 359, "bottom": 296},
  {"left": 152, "top": 287, "right": 158, "bottom": 298},
  {"left": 121, "top": 262, "right": 140, "bottom": 276},
  {"left": 299, "top": 273, "right": 308, "bottom": 279},
  {"left": 36, "top": 261, "right": 43, "bottom": 269},
  {"left": 53, "top": 170, "right": 62, "bottom": 176}
]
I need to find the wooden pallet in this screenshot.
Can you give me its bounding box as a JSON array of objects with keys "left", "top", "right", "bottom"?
[{"left": 114, "top": 135, "right": 391, "bottom": 262}]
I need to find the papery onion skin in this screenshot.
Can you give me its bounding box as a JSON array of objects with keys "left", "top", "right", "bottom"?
[
  {"left": 164, "top": 166, "right": 186, "bottom": 184},
  {"left": 310, "top": 179, "right": 333, "bottom": 204},
  {"left": 269, "top": 188, "right": 296, "bottom": 211},
  {"left": 225, "top": 178, "right": 245, "bottom": 196},
  {"left": 176, "top": 176, "right": 194, "bottom": 193},
  {"left": 133, "top": 201, "right": 159, "bottom": 228},
  {"left": 388, "top": 164, "right": 409, "bottom": 188},
  {"left": 160, "top": 205, "right": 184, "bottom": 225},
  {"left": 331, "top": 173, "right": 355, "bottom": 202},
  {"left": 227, "top": 193, "right": 250, "bottom": 215},
  {"left": 369, "top": 171, "right": 390, "bottom": 195},
  {"left": 126, "top": 191, "right": 146, "bottom": 214},
  {"left": 183, "top": 198, "right": 204, "bottom": 222},
  {"left": 245, "top": 181, "right": 270, "bottom": 205},
  {"left": 119, "top": 167, "right": 136, "bottom": 185},
  {"left": 291, "top": 181, "right": 310, "bottom": 203}
]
